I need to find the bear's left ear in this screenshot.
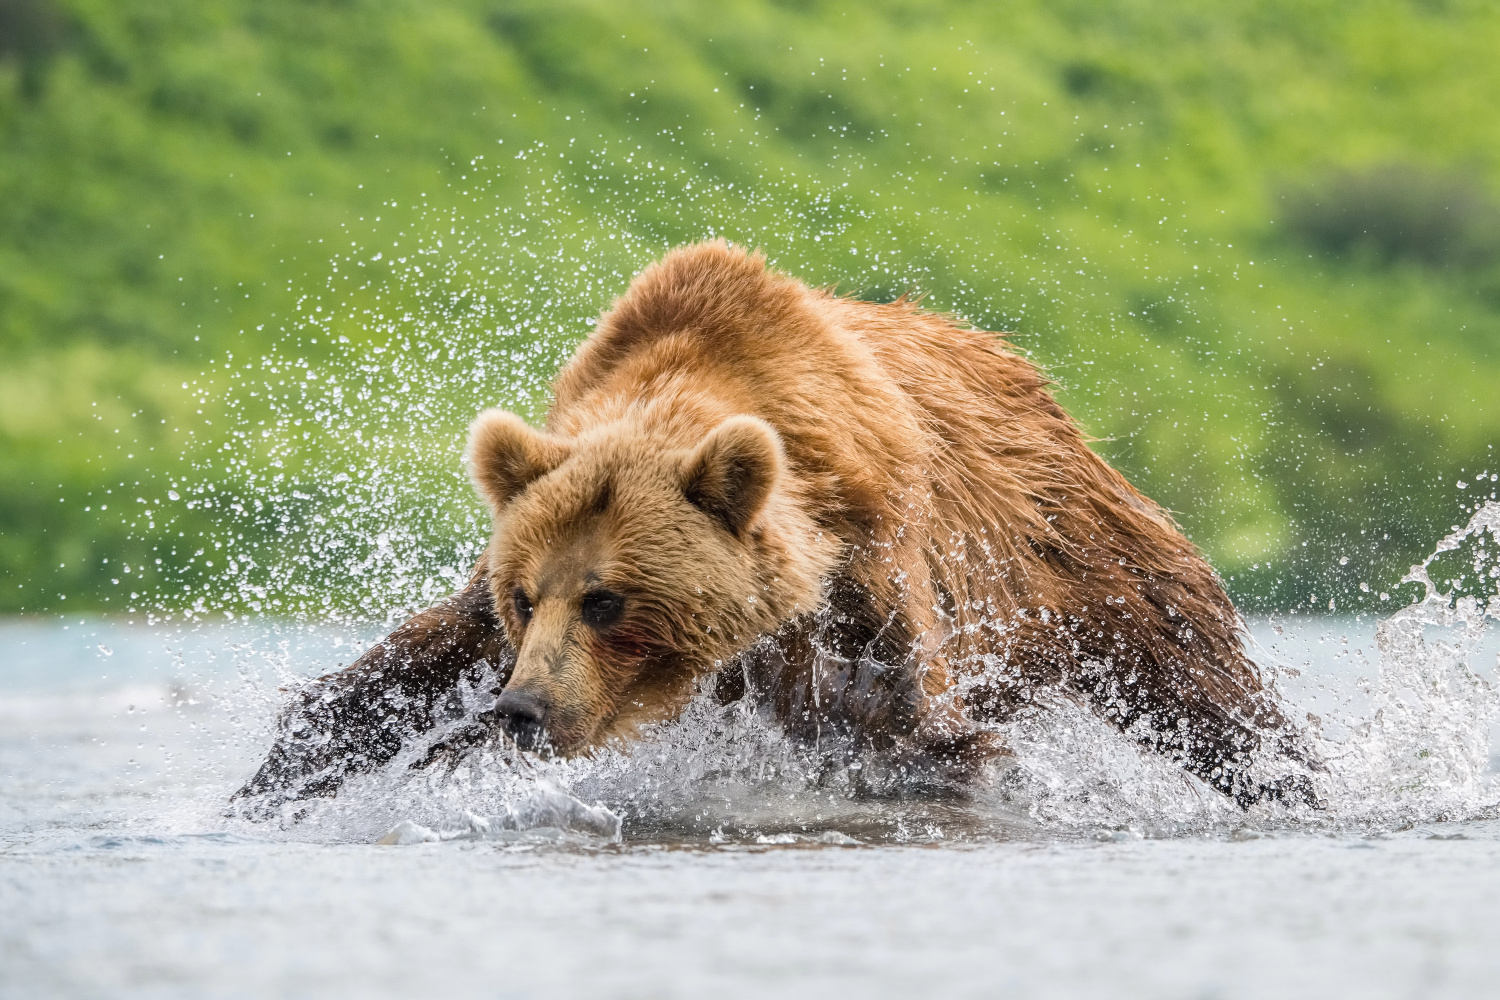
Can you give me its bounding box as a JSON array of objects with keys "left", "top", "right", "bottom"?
[
  {"left": 681, "top": 416, "right": 783, "bottom": 536},
  {"left": 466, "top": 408, "right": 573, "bottom": 512}
]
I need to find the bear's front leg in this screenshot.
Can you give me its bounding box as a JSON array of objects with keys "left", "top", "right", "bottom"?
[
  {"left": 229, "top": 568, "right": 514, "bottom": 822},
  {"left": 735, "top": 574, "right": 1004, "bottom": 794}
]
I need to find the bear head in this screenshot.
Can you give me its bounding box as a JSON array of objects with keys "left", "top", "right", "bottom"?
[{"left": 466, "top": 408, "right": 826, "bottom": 755}]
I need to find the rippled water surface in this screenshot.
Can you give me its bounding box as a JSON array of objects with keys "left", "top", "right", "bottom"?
[{"left": 4, "top": 512, "right": 1500, "bottom": 999}]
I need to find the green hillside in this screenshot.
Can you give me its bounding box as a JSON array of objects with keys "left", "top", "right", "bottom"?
[{"left": 3, "top": 0, "right": 1498, "bottom": 620}]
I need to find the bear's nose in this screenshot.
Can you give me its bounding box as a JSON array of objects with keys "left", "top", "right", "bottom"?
[{"left": 494, "top": 688, "right": 549, "bottom": 752}]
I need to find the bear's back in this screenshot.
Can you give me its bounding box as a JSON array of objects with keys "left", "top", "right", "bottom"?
[{"left": 546, "top": 242, "right": 1264, "bottom": 727}]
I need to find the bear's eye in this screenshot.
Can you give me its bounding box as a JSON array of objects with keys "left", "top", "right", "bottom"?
[
  {"left": 512, "top": 588, "right": 534, "bottom": 624},
  {"left": 580, "top": 589, "right": 625, "bottom": 630}
]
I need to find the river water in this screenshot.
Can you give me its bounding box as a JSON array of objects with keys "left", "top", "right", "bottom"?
[{"left": 4, "top": 510, "right": 1499, "bottom": 999}]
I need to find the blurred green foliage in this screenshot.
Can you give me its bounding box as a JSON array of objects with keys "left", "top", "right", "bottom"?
[{"left": 3, "top": 0, "right": 1498, "bottom": 619}]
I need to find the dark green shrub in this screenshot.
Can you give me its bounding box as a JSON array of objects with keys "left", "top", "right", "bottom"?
[{"left": 1281, "top": 164, "right": 1500, "bottom": 270}]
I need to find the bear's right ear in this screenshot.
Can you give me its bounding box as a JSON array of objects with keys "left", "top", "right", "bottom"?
[{"left": 466, "top": 409, "right": 572, "bottom": 511}]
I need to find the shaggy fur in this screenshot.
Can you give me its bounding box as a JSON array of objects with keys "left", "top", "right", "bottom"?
[{"left": 234, "top": 241, "right": 1316, "bottom": 817}]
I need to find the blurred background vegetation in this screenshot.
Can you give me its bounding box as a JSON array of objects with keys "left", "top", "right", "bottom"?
[{"left": 2, "top": 0, "right": 1498, "bottom": 621}]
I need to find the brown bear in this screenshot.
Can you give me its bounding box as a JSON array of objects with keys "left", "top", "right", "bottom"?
[{"left": 233, "top": 241, "right": 1316, "bottom": 819}]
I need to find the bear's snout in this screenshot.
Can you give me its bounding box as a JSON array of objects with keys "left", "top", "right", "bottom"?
[{"left": 495, "top": 688, "right": 550, "bottom": 752}]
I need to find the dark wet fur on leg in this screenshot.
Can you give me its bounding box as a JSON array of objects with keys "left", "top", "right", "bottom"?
[
  {"left": 228, "top": 572, "right": 513, "bottom": 821},
  {"left": 726, "top": 575, "right": 1005, "bottom": 798}
]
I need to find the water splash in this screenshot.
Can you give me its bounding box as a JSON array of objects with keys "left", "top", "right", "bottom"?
[
  {"left": 375, "top": 785, "right": 622, "bottom": 846},
  {"left": 220, "top": 505, "right": 1499, "bottom": 845},
  {"left": 1320, "top": 501, "right": 1499, "bottom": 824}
]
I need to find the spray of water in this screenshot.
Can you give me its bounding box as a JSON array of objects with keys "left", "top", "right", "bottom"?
[
  {"left": 206, "top": 503, "right": 1496, "bottom": 846},
  {"left": 1318, "top": 502, "right": 1500, "bottom": 825},
  {"left": 171, "top": 142, "right": 998, "bottom": 628}
]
